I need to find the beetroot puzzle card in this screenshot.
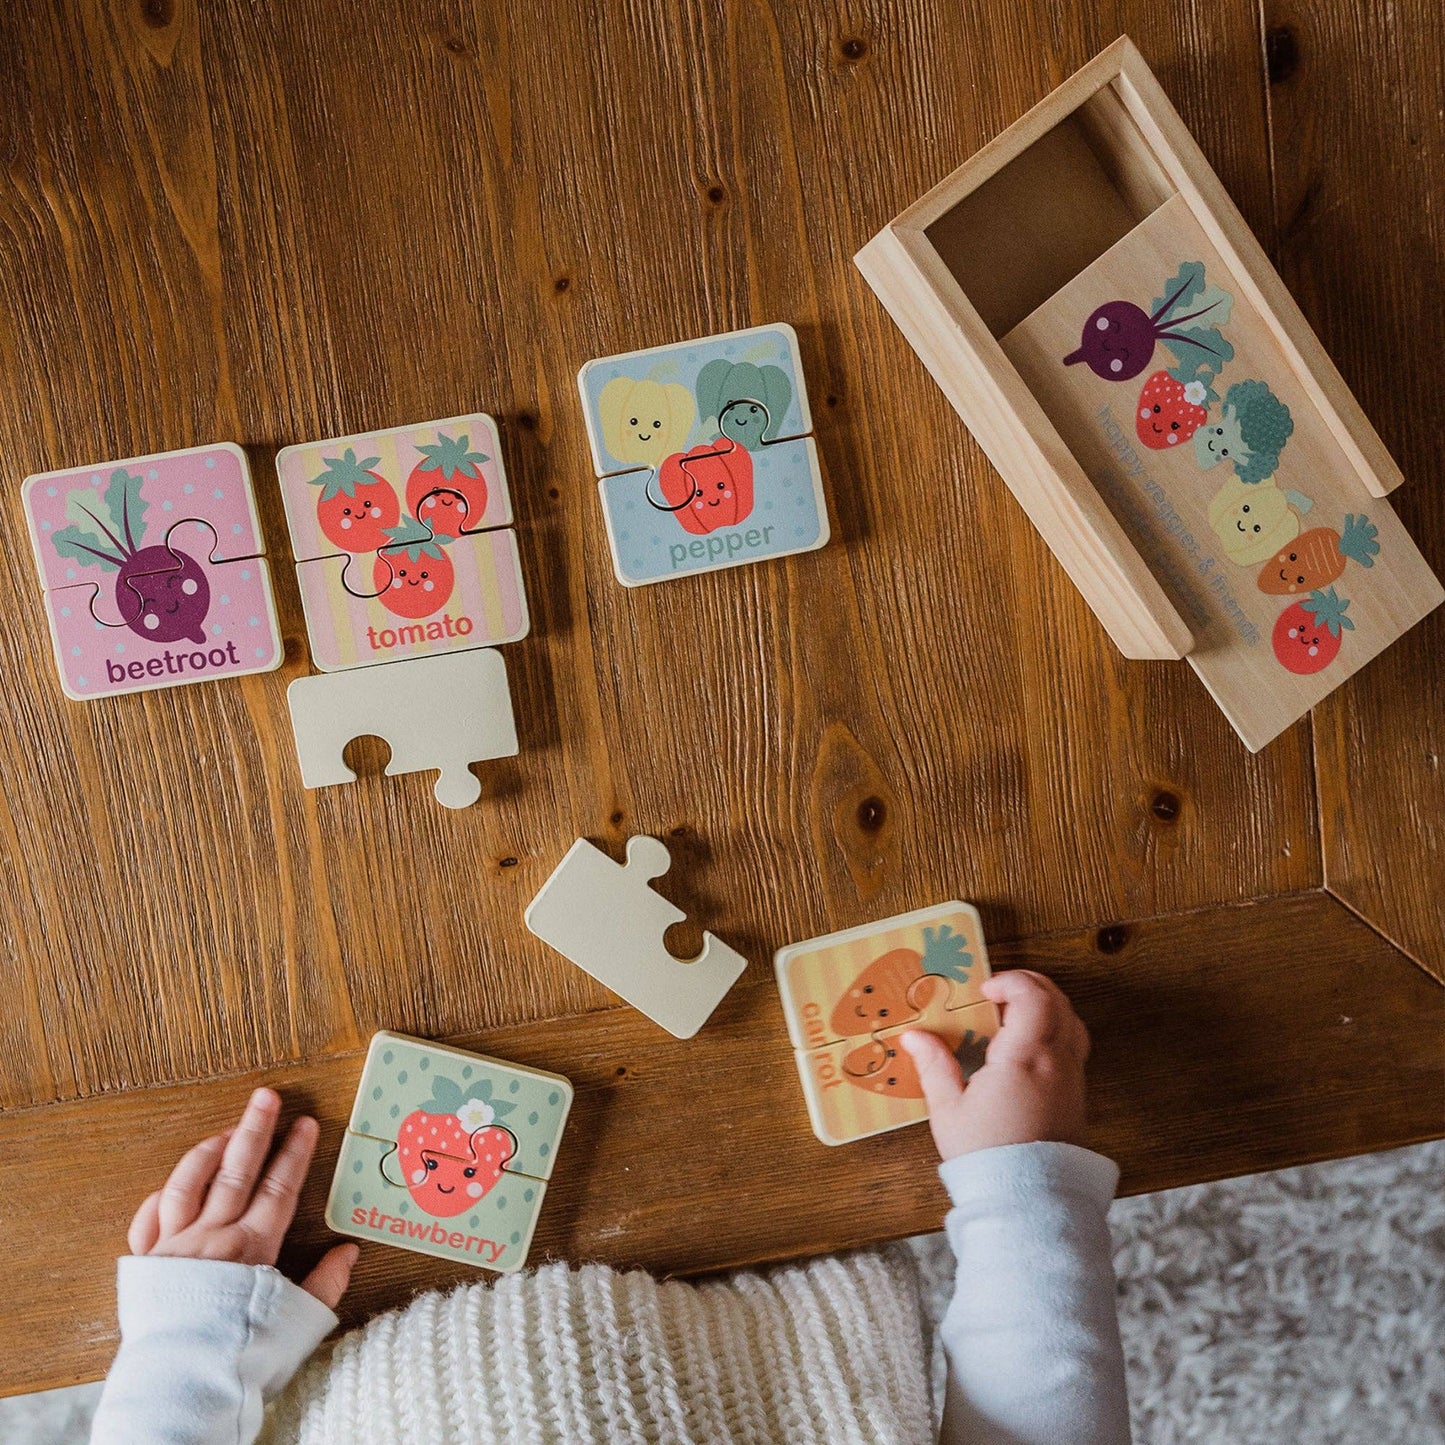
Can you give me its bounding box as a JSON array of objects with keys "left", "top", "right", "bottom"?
[{"left": 22, "top": 443, "right": 282, "bottom": 701}]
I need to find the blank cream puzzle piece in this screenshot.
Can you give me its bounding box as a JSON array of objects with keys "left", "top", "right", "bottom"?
[
  {"left": 287, "top": 648, "right": 518, "bottom": 810},
  {"left": 525, "top": 835, "right": 748, "bottom": 1039}
]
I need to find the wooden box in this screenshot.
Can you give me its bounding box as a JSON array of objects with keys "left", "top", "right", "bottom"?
[{"left": 856, "top": 37, "right": 1441, "bottom": 751}]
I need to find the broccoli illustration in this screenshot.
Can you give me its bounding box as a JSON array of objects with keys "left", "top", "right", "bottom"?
[{"left": 1195, "top": 379, "right": 1295, "bottom": 483}]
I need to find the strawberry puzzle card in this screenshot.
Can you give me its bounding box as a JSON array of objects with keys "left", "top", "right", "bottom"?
[
  {"left": 776, "top": 902, "right": 999, "bottom": 1146},
  {"left": 21, "top": 443, "right": 283, "bottom": 701},
  {"left": 577, "top": 324, "right": 830, "bottom": 586},
  {"left": 327, "top": 1032, "right": 572, "bottom": 1272},
  {"left": 276, "top": 415, "right": 528, "bottom": 672}
]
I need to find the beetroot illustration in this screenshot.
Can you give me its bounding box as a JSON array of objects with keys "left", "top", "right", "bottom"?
[
  {"left": 1063, "top": 262, "right": 1235, "bottom": 383},
  {"left": 48, "top": 467, "right": 211, "bottom": 643}
]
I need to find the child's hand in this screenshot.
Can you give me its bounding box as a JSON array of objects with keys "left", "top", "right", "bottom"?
[
  {"left": 900, "top": 970, "right": 1090, "bottom": 1163},
  {"left": 126, "top": 1087, "right": 358, "bottom": 1310}
]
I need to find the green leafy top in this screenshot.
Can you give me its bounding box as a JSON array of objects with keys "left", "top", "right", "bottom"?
[
  {"left": 49, "top": 469, "right": 147, "bottom": 571},
  {"left": 418, "top": 1074, "right": 516, "bottom": 1122},
  {"left": 1338, "top": 515, "right": 1379, "bottom": 570},
  {"left": 383, "top": 516, "right": 451, "bottom": 562},
  {"left": 310, "top": 448, "right": 382, "bottom": 500},
  {"left": 1151, "top": 262, "right": 1235, "bottom": 379},
  {"left": 1302, "top": 587, "right": 1355, "bottom": 637},
  {"left": 1166, "top": 355, "right": 1223, "bottom": 409},
  {"left": 920, "top": 924, "right": 973, "bottom": 984},
  {"left": 414, "top": 433, "right": 487, "bottom": 482}
]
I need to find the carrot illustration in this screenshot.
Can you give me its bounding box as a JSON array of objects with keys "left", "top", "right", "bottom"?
[{"left": 1257, "top": 514, "right": 1379, "bottom": 595}]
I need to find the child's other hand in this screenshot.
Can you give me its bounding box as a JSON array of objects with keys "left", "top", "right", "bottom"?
[
  {"left": 126, "top": 1087, "right": 358, "bottom": 1310},
  {"left": 900, "top": 970, "right": 1090, "bottom": 1163}
]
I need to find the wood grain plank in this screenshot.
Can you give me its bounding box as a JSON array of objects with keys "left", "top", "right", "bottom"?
[
  {"left": 0, "top": 891, "right": 1437, "bottom": 1397},
  {"left": 0, "top": 1, "right": 1324, "bottom": 1109},
  {"left": 1260, "top": 0, "right": 1445, "bottom": 977}
]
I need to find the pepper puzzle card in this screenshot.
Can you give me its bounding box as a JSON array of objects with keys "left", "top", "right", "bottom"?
[
  {"left": 327, "top": 1031, "right": 572, "bottom": 1273},
  {"left": 776, "top": 902, "right": 999, "bottom": 1146},
  {"left": 276, "top": 415, "right": 528, "bottom": 672},
  {"left": 577, "top": 323, "right": 830, "bottom": 586},
  {"left": 1000, "top": 195, "right": 1442, "bottom": 750},
  {"left": 21, "top": 443, "right": 282, "bottom": 700}
]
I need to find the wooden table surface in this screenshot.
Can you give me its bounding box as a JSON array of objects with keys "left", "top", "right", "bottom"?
[{"left": 1, "top": 0, "right": 1441, "bottom": 1396}]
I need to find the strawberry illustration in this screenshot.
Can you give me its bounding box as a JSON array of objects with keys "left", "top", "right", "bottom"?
[
  {"left": 396, "top": 1077, "right": 516, "bottom": 1218},
  {"left": 828, "top": 924, "right": 975, "bottom": 1040},
  {"left": 1135, "top": 371, "right": 1209, "bottom": 450},
  {"left": 309, "top": 448, "right": 401, "bottom": 553},
  {"left": 1272, "top": 587, "right": 1354, "bottom": 675}
]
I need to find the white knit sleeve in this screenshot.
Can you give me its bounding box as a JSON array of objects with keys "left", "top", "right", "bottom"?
[
  {"left": 936, "top": 1141, "right": 1131, "bottom": 1445},
  {"left": 90, "top": 1256, "right": 337, "bottom": 1445}
]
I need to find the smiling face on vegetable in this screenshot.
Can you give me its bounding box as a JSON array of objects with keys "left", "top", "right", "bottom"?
[
  {"left": 1207, "top": 477, "right": 1300, "bottom": 565},
  {"left": 1194, "top": 410, "right": 1248, "bottom": 471},
  {"left": 597, "top": 376, "right": 695, "bottom": 469}
]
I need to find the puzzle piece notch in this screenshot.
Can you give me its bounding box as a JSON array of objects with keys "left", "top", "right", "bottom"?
[
  {"left": 524, "top": 835, "right": 748, "bottom": 1039},
  {"left": 287, "top": 648, "right": 519, "bottom": 809},
  {"left": 775, "top": 903, "right": 991, "bottom": 1052}
]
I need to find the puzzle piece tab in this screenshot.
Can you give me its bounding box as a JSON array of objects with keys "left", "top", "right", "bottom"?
[
  {"left": 326, "top": 1031, "right": 571, "bottom": 1274},
  {"left": 22, "top": 444, "right": 282, "bottom": 700},
  {"left": 287, "top": 648, "right": 519, "bottom": 809},
  {"left": 525, "top": 835, "right": 748, "bottom": 1039},
  {"left": 577, "top": 323, "right": 830, "bottom": 587},
  {"left": 276, "top": 414, "right": 526, "bottom": 673},
  {"left": 776, "top": 902, "right": 996, "bottom": 1145}
]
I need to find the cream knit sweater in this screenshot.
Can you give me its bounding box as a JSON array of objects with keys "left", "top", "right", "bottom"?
[{"left": 92, "top": 1142, "right": 1131, "bottom": 1444}]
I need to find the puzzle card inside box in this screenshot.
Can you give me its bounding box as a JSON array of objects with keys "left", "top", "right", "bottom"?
[
  {"left": 999, "top": 196, "right": 1443, "bottom": 750},
  {"left": 22, "top": 443, "right": 282, "bottom": 700}
]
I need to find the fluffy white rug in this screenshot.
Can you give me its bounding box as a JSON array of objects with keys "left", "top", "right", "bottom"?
[{"left": 5, "top": 1141, "right": 1440, "bottom": 1443}]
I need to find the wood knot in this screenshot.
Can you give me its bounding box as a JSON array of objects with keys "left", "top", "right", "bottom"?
[
  {"left": 1266, "top": 25, "right": 1299, "bottom": 84},
  {"left": 554, "top": 275, "right": 570, "bottom": 293},
  {"left": 610, "top": 810, "right": 625, "bottom": 826},
  {"left": 141, "top": 0, "right": 172, "bottom": 28},
  {"left": 1150, "top": 790, "right": 1181, "bottom": 823},
  {"left": 840, "top": 36, "right": 868, "bottom": 61},
  {"left": 706, "top": 185, "right": 726, "bottom": 205},
  {"left": 856, "top": 796, "right": 886, "bottom": 833},
  {"left": 1096, "top": 924, "right": 1129, "bottom": 955},
  {"left": 498, "top": 856, "right": 519, "bottom": 869}
]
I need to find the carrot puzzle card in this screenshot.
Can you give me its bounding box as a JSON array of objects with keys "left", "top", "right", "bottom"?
[
  {"left": 327, "top": 1032, "right": 572, "bottom": 1273},
  {"left": 577, "top": 323, "right": 830, "bottom": 586},
  {"left": 276, "top": 415, "right": 528, "bottom": 672},
  {"left": 21, "top": 443, "right": 282, "bottom": 700},
  {"left": 776, "top": 902, "right": 999, "bottom": 1146}
]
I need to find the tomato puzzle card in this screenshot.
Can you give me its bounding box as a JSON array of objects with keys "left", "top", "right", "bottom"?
[
  {"left": 775, "top": 902, "right": 998, "bottom": 1145},
  {"left": 276, "top": 415, "right": 528, "bottom": 672},
  {"left": 21, "top": 443, "right": 283, "bottom": 701},
  {"left": 577, "top": 324, "right": 830, "bottom": 586},
  {"left": 327, "top": 1031, "right": 572, "bottom": 1273}
]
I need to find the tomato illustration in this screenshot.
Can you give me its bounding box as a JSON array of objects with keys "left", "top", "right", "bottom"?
[
  {"left": 309, "top": 448, "right": 400, "bottom": 553},
  {"left": 1272, "top": 587, "right": 1354, "bottom": 674},
  {"left": 654, "top": 438, "right": 754, "bottom": 534},
  {"left": 405, "top": 432, "right": 491, "bottom": 535},
  {"left": 375, "top": 521, "right": 455, "bottom": 619}
]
